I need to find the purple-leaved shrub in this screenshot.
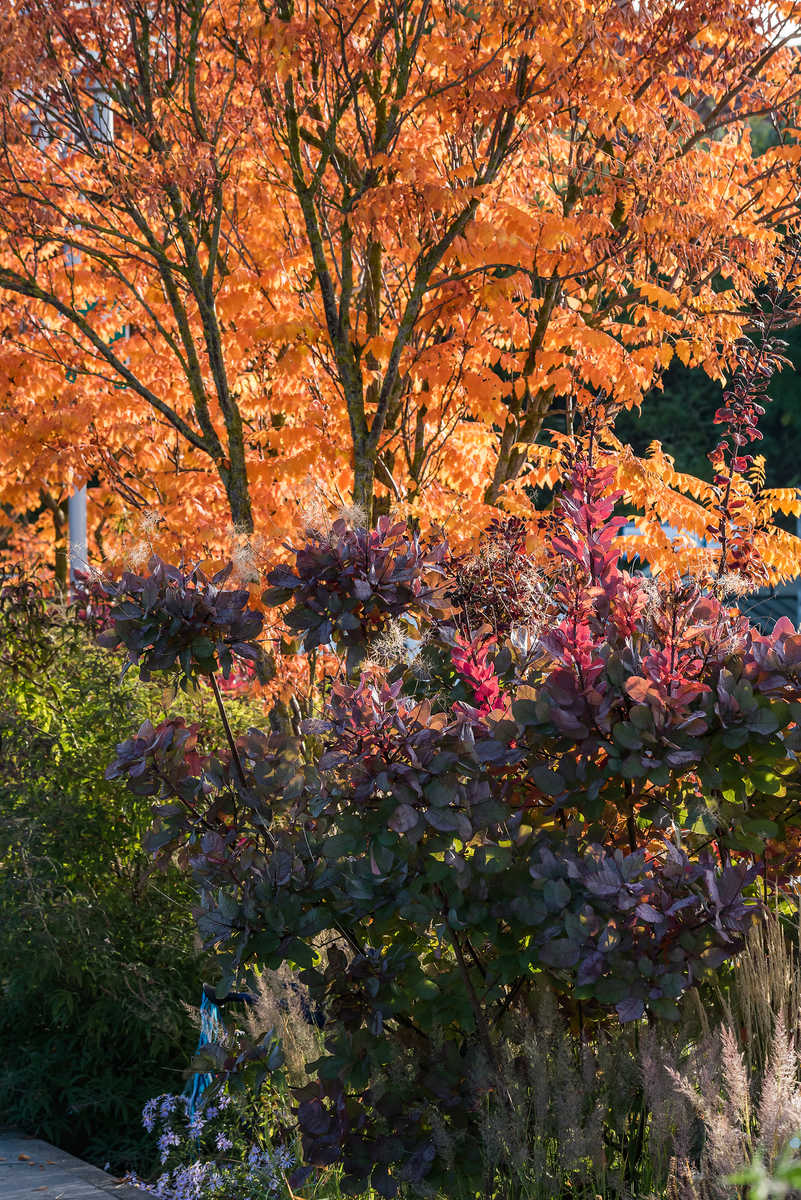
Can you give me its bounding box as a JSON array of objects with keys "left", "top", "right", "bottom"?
[{"left": 103, "top": 435, "right": 801, "bottom": 1196}]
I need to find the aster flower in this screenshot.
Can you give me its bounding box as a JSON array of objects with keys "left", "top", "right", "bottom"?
[{"left": 157, "top": 1130, "right": 181, "bottom": 1164}]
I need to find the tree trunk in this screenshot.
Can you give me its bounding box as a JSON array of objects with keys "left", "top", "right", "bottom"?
[
  {"left": 53, "top": 500, "right": 68, "bottom": 592},
  {"left": 352, "top": 454, "right": 376, "bottom": 527},
  {"left": 221, "top": 457, "right": 253, "bottom": 534},
  {"left": 484, "top": 386, "right": 555, "bottom": 506},
  {"left": 39, "top": 490, "right": 68, "bottom": 591}
]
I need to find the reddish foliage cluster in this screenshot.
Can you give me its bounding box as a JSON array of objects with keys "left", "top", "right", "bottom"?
[
  {"left": 708, "top": 270, "right": 801, "bottom": 579},
  {"left": 450, "top": 636, "right": 503, "bottom": 713},
  {"left": 70, "top": 568, "right": 113, "bottom": 632}
]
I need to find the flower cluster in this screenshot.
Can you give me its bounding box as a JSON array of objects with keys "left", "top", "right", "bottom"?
[{"left": 131, "top": 1090, "right": 294, "bottom": 1200}]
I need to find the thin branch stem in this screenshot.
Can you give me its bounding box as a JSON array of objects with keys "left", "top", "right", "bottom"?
[{"left": 209, "top": 670, "right": 247, "bottom": 788}]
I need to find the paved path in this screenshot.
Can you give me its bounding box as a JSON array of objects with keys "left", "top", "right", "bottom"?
[{"left": 0, "top": 1133, "right": 144, "bottom": 1200}]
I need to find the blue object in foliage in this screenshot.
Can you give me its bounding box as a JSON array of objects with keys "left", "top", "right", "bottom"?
[{"left": 183, "top": 988, "right": 223, "bottom": 1119}]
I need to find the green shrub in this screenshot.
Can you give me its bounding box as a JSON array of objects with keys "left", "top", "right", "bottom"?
[{"left": 0, "top": 575, "right": 261, "bottom": 1172}]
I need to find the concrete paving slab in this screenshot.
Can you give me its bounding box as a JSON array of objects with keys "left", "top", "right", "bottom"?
[{"left": 0, "top": 1133, "right": 145, "bottom": 1200}]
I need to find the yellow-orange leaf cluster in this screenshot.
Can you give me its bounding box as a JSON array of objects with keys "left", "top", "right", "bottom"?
[{"left": 0, "top": 0, "right": 800, "bottom": 580}]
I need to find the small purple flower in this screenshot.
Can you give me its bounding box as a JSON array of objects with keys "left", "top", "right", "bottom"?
[
  {"left": 187, "top": 1111, "right": 205, "bottom": 1138},
  {"left": 134, "top": 1089, "right": 294, "bottom": 1200},
  {"left": 142, "top": 1098, "right": 158, "bottom": 1133},
  {"left": 275, "top": 1146, "right": 295, "bottom": 1171},
  {"left": 157, "top": 1131, "right": 181, "bottom": 1165}
]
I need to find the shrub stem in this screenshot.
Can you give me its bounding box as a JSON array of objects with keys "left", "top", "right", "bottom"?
[{"left": 209, "top": 671, "right": 247, "bottom": 788}]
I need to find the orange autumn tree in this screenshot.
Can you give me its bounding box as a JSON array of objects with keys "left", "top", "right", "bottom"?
[{"left": 1, "top": 0, "right": 801, "bottom": 571}]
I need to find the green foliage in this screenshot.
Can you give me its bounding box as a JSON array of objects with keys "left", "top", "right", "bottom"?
[
  {"left": 0, "top": 575, "right": 262, "bottom": 1172},
  {"left": 731, "top": 1151, "right": 801, "bottom": 1200}
]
